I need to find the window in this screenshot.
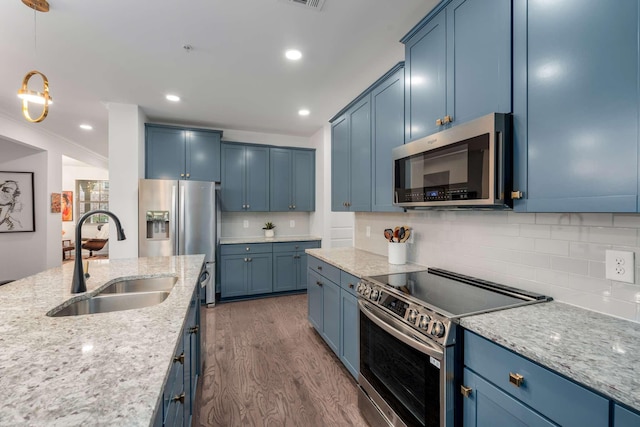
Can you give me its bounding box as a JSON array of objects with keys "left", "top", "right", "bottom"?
[{"left": 75, "top": 180, "right": 109, "bottom": 223}]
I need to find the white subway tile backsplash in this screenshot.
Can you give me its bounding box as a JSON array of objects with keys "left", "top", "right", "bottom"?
[
  {"left": 535, "top": 213, "right": 572, "bottom": 225},
  {"left": 519, "top": 252, "right": 551, "bottom": 269},
  {"left": 507, "top": 212, "right": 536, "bottom": 224},
  {"left": 550, "top": 225, "right": 588, "bottom": 242},
  {"left": 550, "top": 257, "right": 589, "bottom": 276},
  {"left": 613, "top": 214, "right": 640, "bottom": 228},
  {"left": 569, "top": 213, "right": 613, "bottom": 227},
  {"left": 534, "top": 239, "right": 570, "bottom": 256},
  {"left": 589, "top": 261, "right": 606, "bottom": 279},
  {"left": 588, "top": 227, "right": 638, "bottom": 246},
  {"left": 569, "top": 242, "right": 609, "bottom": 261},
  {"left": 520, "top": 224, "right": 551, "bottom": 239},
  {"left": 566, "top": 275, "right": 610, "bottom": 293},
  {"left": 536, "top": 269, "right": 569, "bottom": 287},
  {"left": 354, "top": 210, "right": 640, "bottom": 323}
]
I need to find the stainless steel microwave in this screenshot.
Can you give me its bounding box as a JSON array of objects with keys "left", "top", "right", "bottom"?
[{"left": 393, "top": 113, "right": 513, "bottom": 209}]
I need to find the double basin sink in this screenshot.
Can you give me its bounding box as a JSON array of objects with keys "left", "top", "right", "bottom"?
[{"left": 48, "top": 276, "right": 178, "bottom": 317}]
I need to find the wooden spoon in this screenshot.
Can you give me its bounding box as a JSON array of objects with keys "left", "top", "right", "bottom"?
[{"left": 400, "top": 227, "right": 411, "bottom": 243}]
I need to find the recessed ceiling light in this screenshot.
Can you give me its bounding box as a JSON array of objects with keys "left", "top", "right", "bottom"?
[
  {"left": 285, "top": 49, "right": 302, "bottom": 61},
  {"left": 298, "top": 109, "right": 310, "bottom": 116},
  {"left": 79, "top": 124, "right": 93, "bottom": 130},
  {"left": 166, "top": 94, "right": 180, "bottom": 102}
]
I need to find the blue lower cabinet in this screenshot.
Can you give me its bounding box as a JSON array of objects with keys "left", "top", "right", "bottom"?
[
  {"left": 463, "top": 331, "right": 609, "bottom": 427},
  {"left": 273, "top": 252, "right": 297, "bottom": 292},
  {"left": 463, "top": 368, "right": 555, "bottom": 427},
  {"left": 615, "top": 404, "right": 640, "bottom": 427},
  {"left": 321, "top": 278, "right": 341, "bottom": 354},
  {"left": 156, "top": 286, "right": 201, "bottom": 427},
  {"left": 307, "top": 256, "right": 360, "bottom": 378},
  {"left": 340, "top": 290, "right": 359, "bottom": 379},
  {"left": 307, "top": 269, "right": 324, "bottom": 331},
  {"left": 220, "top": 255, "right": 248, "bottom": 298},
  {"left": 246, "top": 253, "right": 273, "bottom": 294}
]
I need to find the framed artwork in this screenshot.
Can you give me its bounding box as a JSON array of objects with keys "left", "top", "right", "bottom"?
[
  {"left": 0, "top": 171, "right": 35, "bottom": 233},
  {"left": 62, "top": 190, "right": 73, "bottom": 222},
  {"left": 51, "top": 193, "right": 61, "bottom": 213}
]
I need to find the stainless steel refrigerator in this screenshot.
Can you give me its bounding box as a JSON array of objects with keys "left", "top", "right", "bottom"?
[{"left": 138, "top": 178, "right": 219, "bottom": 306}]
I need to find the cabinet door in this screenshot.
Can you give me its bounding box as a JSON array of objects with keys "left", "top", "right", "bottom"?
[
  {"left": 513, "top": 0, "right": 639, "bottom": 212},
  {"left": 296, "top": 252, "right": 309, "bottom": 290},
  {"left": 322, "top": 278, "right": 341, "bottom": 355},
  {"left": 292, "top": 149, "right": 315, "bottom": 211},
  {"left": 146, "top": 126, "right": 186, "bottom": 180},
  {"left": 270, "top": 148, "right": 292, "bottom": 211},
  {"left": 220, "top": 255, "right": 247, "bottom": 298},
  {"left": 220, "top": 144, "right": 246, "bottom": 211},
  {"left": 273, "top": 251, "right": 297, "bottom": 292},
  {"left": 247, "top": 253, "right": 272, "bottom": 294},
  {"left": 372, "top": 67, "right": 404, "bottom": 212},
  {"left": 404, "top": 11, "right": 447, "bottom": 142},
  {"left": 340, "top": 290, "right": 359, "bottom": 379},
  {"left": 615, "top": 404, "right": 640, "bottom": 427},
  {"left": 447, "top": 0, "right": 511, "bottom": 125},
  {"left": 349, "top": 95, "right": 372, "bottom": 212},
  {"left": 245, "top": 145, "right": 270, "bottom": 212},
  {"left": 307, "top": 269, "right": 324, "bottom": 331},
  {"left": 462, "top": 368, "right": 556, "bottom": 427},
  {"left": 331, "top": 115, "right": 350, "bottom": 211},
  {"left": 187, "top": 130, "right": 221, "bottom": 182},
  {"left": 182, "top": 308, "right": 193, "bottom": 427}
]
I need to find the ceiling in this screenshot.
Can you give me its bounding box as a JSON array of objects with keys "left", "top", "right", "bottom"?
[{"left": 0, "top": 0, "right": 438, "bottom": 158}]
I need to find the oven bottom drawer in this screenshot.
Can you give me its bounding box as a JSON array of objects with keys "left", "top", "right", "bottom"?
[{"left": 359, "top": 378, "right": 405, "bottom": 427}]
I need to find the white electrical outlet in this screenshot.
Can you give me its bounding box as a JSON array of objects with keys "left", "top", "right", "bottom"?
[
  {"left": 243, "top": 220, "right": 249, "bottom": 229},
  {"left": 290, "top": 220, "right": 295, "bottom": 228},
  {"left": 605, "top": 250, "right": 635, "bottom": 283},
  {"left": 366, "top": 226, "right": 371, "bottom": 237}
]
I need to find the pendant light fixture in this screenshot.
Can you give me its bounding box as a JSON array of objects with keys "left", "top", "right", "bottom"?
[{"left": 17, "top": 0, "right": 52, "bottom": 123}]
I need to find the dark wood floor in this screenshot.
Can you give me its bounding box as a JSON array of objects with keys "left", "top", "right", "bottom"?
[{"left": 195, "top": 294, "right": 368, "bottom": 427}]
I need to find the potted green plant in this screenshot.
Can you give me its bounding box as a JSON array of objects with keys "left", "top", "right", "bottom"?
[{"left": 263, "top": 222, "right": 276, "bottom": 238}]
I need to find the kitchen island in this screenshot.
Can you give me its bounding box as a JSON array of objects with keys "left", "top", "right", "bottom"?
[{"left": 0, "top": 255, "right": 204, "bottom": 427}]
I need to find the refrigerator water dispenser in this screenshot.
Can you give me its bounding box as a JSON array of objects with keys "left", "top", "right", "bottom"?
[{"left": 145, "top": 210, "right": 170, "bottom": 240}]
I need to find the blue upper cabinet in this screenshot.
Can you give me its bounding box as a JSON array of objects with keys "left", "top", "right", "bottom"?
[
  {"left": 220, "top": 142, "right": 269, "bottom": 212},
  {"left": 371, "top": 64, "right": 405, "bottom": 212},
  {"left": 270, "top": 147, "right": 315, "bottom": 212},
  {"left": 145, "top": 124, "right": 222, "bottom": 181},
  {"left": 513, "top": 0, "right": 639, "bottom": 212},
  {"left": 330, "top": 63, "right": 405, "bottom": 213},
  {"left": 331, "top": 95, "right": 372, "bottom": 212},
  {"left": 403, "top": 11, "right": 446, "bottom": 142},
  {"left": 402, "top": 0, "right": 511, "bottom": 142}
]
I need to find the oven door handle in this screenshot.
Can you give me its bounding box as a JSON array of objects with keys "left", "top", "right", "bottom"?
[{"left": 359, "top": 300, "right": 444, "bottom": 360}]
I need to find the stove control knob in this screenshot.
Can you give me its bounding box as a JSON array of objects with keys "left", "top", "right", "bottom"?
[
  {"left": 407, "top": 309, "right": 419, "bottom": 323},
  {"left": 370, "top": 288, "right": 380, "bottom": 301},
  {"left": 363, "top": 286, "right": 372, "bottom": 298},
  {"left": 418, "top": 315, "right": 431, "bottom": 330},
  {"left": 356, "top": 283, "right": 365, "bottom": 294},
  {"left": 431, "top": 321, "right": 446, "bottom": 338}
]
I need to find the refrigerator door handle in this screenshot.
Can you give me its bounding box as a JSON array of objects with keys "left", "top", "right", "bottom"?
[
  {"left": 172, "top": 184, "right": 178, "bottom": 256},
  {"left": 178, "top": 182, "right": 186, "bottom": 255}
]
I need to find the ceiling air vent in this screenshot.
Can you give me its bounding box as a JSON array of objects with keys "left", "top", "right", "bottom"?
[{"left": 280, "top": 0, "right": 326, "bottom": 11}]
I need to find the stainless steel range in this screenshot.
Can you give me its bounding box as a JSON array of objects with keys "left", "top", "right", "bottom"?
[{"left": 357, "top": 268, "right": 552, "bottom": 427}]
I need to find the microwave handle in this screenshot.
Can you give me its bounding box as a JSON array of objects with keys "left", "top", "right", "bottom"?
[{"left": 359, "top": 300, "right": 444, "bottom": 360}]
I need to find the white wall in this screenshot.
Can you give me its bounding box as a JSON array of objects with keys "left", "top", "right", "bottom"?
[
  {"left": 0, "top": 150, "right": 48, "bottom": 280},
  {"left": 310, "top": 123, "right": 354, "bottom": 248},
  {"left": 107, "top": 103, "right": 147, "bottom": 259},
  {"left": 354, "top": 211, "right": 640, "bottom": 323},
  {"left": 0, "top": 113, "right": 107, "bottom": 280}
]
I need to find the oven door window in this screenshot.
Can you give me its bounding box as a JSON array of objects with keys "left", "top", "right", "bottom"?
[
  {"left": 394, "top": 133, "right": 490, "bottom": 203},
  {"left": 360, "top": 311, "right": 441, "bottom": 427}
]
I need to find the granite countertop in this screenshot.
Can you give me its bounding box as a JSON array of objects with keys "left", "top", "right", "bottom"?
[
  {"left": 220, "top": 235, "right": 322, "bottom": 244},
  {"left": 305, "top": 247, "right": 427, "bottom": 278},
  {"left": 0, "top": 255, "right": 205, "bottom": 427},
  {"left": 460, "top": 301, "right": 640, "bottom": 412}
]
